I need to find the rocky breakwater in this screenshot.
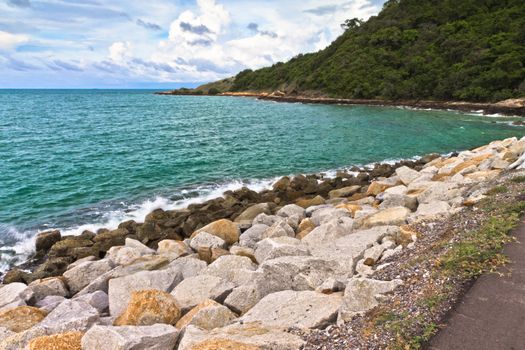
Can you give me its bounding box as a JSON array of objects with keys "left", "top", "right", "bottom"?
[{"left": 1, "top": 136, "right": 525, "bottom": 349}]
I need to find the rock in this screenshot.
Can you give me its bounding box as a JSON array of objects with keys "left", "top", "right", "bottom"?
[
  {"left": 239, "top": 224, "right": 268, "bottom": 249},
  {"left": 106, "top": 246, "right": 142, "bottom": 266},
  {"left": 276, "top": 204, "right": 306, "bottom": 221},
  {"left": 0, "top": 327, "right": 15, "bottom": 343},
  {"left": 175, "top": 299, "right": 237, "bottom": 330},
  {"left": 0, "top": 326, "right": 49, "bottom": 350},
  {"left": 76, "top": 255, "right": 171, "bottom": 296},
  {"left": 254, "top": 237, "right": 310, "bottom": 264},
  {"left": 28, "top": 331, "right": 83, "bottom": 350},
  {"left": 395, "top": 166, "right": 420, "bottom": 185},
  {"left": 27, "top": 277, "right": 69, "bottom": 302},
  {"left": 315, "top": 278, "right": 346, "bottom": 294},
  {"left": 241, "top": 290, "right": 342, "bottom": 329},
  {"left": 74, "top": 291, "right": 109, "bottom": 314},
  {"left": 335, "top": 203, "right": 362, "bottom": 218},
  {"left": 171, "top": 275, "right": 235, "bottom": 313},
  {"left": 191, "top": 219, "right": 240, "bottom": 245},
  {"left": 1, "top": 269, "right": 29, "bottom": 284},
  {"left": 262, "top": 221, "right": 295, "bottom": 239},
  {"left": 415, "top": 200, "right": 451, "bottom": 219},
  {"left": 39, "top": 299, "right": 99, "bottom": 334},
  {"left": 328, "top": 185, "right": 361, "bottom": 199},
  {"left": 366, "top": 181, "right": 395, "bottom": 196},
  {"left": 108, "top": 268, "right": 182, "bottom": 317},
  {"left": 166, "top": 256, "right": 207, "bottom": 279},
  {"left": 125, "top": 238, "right": 155, "bottom": 255},
  {"left": 66, "top": 256, "right": 96, "bottom": 271},
  {"left": 229, "top": 246, "right": 256, "bottom": 263},
  {"left": 190, "top": 232, "right": 227, "bottom": 251},
  {"left": 296, "top": 218, "right": 316, "bottom": 239},
  {"left": 355, "top": 259, "right": 374, "bottom": 276},
  {"left": 0, "top": 283, "right": 31, "bottom": 312},
  {"left": 48, "top": 237, "right": 97, "bottom": 260},
  {"left": 63, "top": 259, "right": 114, "bottom": 295},
  {"left": 235, "top": 203, "right": 273, "bottom": 226},
  {"left": 82, "top": 324, "right": 179, "bottom": 350},
  {"left": 296, "top": 195, "right": 325, "bottom": 209},
  {"left": 178, "top": 323, "right": 305, "bottom": 350},
  {"left": 302, "top": 217, "right": 354, "bottom": 247},
  {"left": 252, "top": 214, "right": 281, "bottom": 227},
  {"left": 200, "top": 255, "right": 257, "bottom": 286},
  {"left": 338, "top": 277, "right": 403, "bottom": 323},
  {"left": 379, "top": 193, "right": 418, "bottom": 211},
  {"left": 35, "top": 295, "right": 66, "bottom": 313},
  {"left": 157, "top": 239, "right": 191, "bottom": 260},
  {"left": 310, "top": 207, "right": 351, "bottom": 226},
  {"left": 0, "top": 306, "right": 47, "bottom": 332},
  {"left": 357, "top": 207, "right": 411, "bottom": 229},
  {"left": 35, "top": 230, "right": 61, "bottom": 253},
  {"left": 114, "top": 290, "right": 181, "bottom": 326},
  {"left": 362, "top": 241, "right": 394, "bottom": 266}
]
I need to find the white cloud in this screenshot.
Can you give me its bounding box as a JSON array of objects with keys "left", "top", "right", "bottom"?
[
  {"left": 0, "top": 31, "right": 29, "bottom": 50},
  {"left": 109, "top": 41, "right": 133, "bottom": 63}
]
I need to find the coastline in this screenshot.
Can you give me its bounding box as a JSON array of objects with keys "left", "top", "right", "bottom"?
[
  {"left": 156, "top": 90, "right": 525, "bottom": 117},
  {"left": 1, "top": 136, "right": 525, "bottom": 349}
]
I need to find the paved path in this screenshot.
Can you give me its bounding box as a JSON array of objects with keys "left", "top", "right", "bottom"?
[{"left": 428, "top": 217, "right": 525, "bottom": 350}]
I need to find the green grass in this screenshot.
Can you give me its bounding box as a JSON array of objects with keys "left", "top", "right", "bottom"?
[
  {"left": 486, "top": 185, "right": 509, "bottom": 195},
  {"left": 511, "top": 176, "right": 525, "bottom": 183}
]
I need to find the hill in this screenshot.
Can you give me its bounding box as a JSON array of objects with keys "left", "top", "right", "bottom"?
[{"left": 223, "top": 0, "right": 525, "bottom": 102}]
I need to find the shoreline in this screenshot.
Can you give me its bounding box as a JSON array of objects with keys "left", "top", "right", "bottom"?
[{"left": 156, "top": 90, "right": 525, "bottom": 117}]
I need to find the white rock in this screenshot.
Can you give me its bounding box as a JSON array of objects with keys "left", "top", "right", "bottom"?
[
  {"left": 157, "top": 239, "right": 191, "bottom": 260},
  {"left": 276, "top": 204, "right": 306, "bottom": 220},
  {"left": 34, "top": 295, "right": 66, "bottom": 313},
  {"left": 176, "top": 300, "right": 237, "bottom": 330},
  {"left": 82, "top": 324, "right": 179, "bottom": 350},
  {"left": 27, "top": 277, "right": 69, "bottom": 302},
  {"left": 254, "top": 236, "right": 310, "bottom": 264},
  {"left": 0, "top": 283, "right": 31, "bottom": 312},
  {"left": 415, "top": 200, "right": 451, "bottom": 218},
  {"left": 338, "top": 277, "right": 403, "bottom": 323},
  {"left": 252, "top": 213, "right": 282, "bottom": 227},
  {"left": 39, "top": 299, "right": 99, "bottom": 333},
  {"left": 171, "top": 275, "right": 235, "bottom": 313},
  {"left": 241, "top": 290, "right": 342, "bottom": 329},
  {"left": 310, "top": 207, "right": 351, "bottom": 226},
  {"left": 315, "top": 278, "right": 346, "bottom": 294},
  {"left": 67, "top": 256, "right": 96, "bottom": 270},
  {"left": 63, "top": 259, "right": 114, "bottom": 295},
  {"left": 302, "top": 217, "right": 354, "bottom": 247},
  {"left": 200, "top": 255, "right": 257, "bottom": 286},
  {"left": 262, "top": 221, "right": 295, "bottom": 239},
  {"left": 74, "top": 290, "right": 109, "bottom": 314},
  {"left": 395, "top": 166, "right": 420, "bottom": 185},
  {"left": 379, "top": 193, "right": 417, "bottom": 211},
  {"left": 0, "top": 327, "right": 15, "bottom": 343},
  {"left": 108, "top": 268, "right": 183, "bottom": 316},
  {"left": 190, "top": 231, "right": 227, "bottom": 251},
  {"left": 125, "top": 238, "right": 156, "bottom": 255},
  {"left": 239, "top": 224, "right": 268, "bottom": 249},
  {"left": 166, "top": 256, "right": 207, "bottom": 279}
]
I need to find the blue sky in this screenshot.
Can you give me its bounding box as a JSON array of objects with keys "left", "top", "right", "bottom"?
[{"left": 0, "top": 0, "right": 386, "bottom": 88}]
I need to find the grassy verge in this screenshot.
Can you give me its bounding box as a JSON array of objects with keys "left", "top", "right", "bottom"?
[{"left": 367, "top": 179, "right": 525, "bottom": 349}]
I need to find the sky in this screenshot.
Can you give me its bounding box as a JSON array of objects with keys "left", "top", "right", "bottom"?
[{"left": 0, "top": 0, "right": 386, "bottom": 88}]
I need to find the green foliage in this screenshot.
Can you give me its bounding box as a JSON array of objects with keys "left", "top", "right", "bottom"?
[
  {"left": 208, "top": 88, "right": 221, "bottom": 95},
  {"left": 230, "top": 0, "right": 525, "bottom": 102}
]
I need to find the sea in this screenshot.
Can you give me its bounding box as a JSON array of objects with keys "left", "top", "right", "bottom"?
[{"left": 1, "top": 89, "right": 523, "bottom": 271}]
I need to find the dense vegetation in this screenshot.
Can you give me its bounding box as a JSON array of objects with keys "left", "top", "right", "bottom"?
[{"left": 230, "top": 0, "right": 525, "bottom": 102}]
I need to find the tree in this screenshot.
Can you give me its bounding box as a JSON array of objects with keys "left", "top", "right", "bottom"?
[{"left": 341, "top": 18, "right": 363, "bottom": 31}]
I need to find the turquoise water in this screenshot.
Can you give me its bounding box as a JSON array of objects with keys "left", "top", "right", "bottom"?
[{"left": 0, "top": 89, "right": 523, "bottom": 269}]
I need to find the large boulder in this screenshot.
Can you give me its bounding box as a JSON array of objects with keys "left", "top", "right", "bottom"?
[
  {"left": 254, "top": 237, "right": 310, "bottom": 264},
  {"left": 157, "top": 239, "right": 191, "bottom": 260},
  {"left": 63, "top": 259, "right": 114, "bottom": 295},
  {"left": 310, "top": 207, "right": 351, "bottom": 226},
  {"left": 0, "top": 306, "right": 47, "bottom": 332},
  {"left": 200, "top": 255, "right": 257, "bottom": 286},
  {"left": 415, "top": 200, "right": 451, "bottom": 219},
  {"left": 35, "top": 295, "right": 66, "bottom": 313},
  {"left": 239, "top": 224, "right": 268, "bottom": 249},
  {"left": 114, "top": 290, "right": 181, "bottom": 326},
  {"left": 39, "top": 299, "right": 99, "bottom": 334},
  {"left": 191, "top": 219, "right": 240, "bottom": 245},
  {"left": 175, "top": 299, "right": 237, "bottom": 330},
  {"left": 328, "top": 185, "right": 361, "bottom": 199},
  {"left": 166, "top": 256, "right": 207, "bottom": 280},
  {"left": 28, "top": 332, "right": 83, "bottom": 350},
  {"left": 302, "top": 217, "right": 354, "bottom": 247},
  {"left": 0, "top": 283, "right": 31, "bottom": 312},
  {"left": 262, "top": 221, "right": 295, "bottom": 239},
  {"left": 240, "top": 290, "right": 342, "bottom": 329},
  {"left": 73, "top": 291, "right": 109, "bottom": 314},
  {"left": 357, "top": 207, "right": 411, "bottom": 229},
  {"left": 378, "top": 193, "right": 418, "bottom": 211},
  {"left": 27, "top": 277, "right": 69, "bottom": 302},
  {"left": 295, "top": 195, "right": 325, "bottom": 209},
  {"left": 82, "top": 324, "right": 179, "bottom": 350},
  {"left": 178, "top": 323, "right": 305, "bottom": 350},
  {"left": 338, "top": 277, "right": 403, "bottom": 323},
  {"left": 170, "top": 275, "right": 235, "bottom": 313},
  {"left": 190, "top": 232, "right": 227, "bottom": 251},
  {"left": 234, "top": 203, "right": 273, "bottom": 226},
  {"left": 276, "top": 204, "right": 305, "bottom": 221},
  {"left": 395, "top": 166, "right": 420, "bottom": 185},
  {"left": 108, "top": 268, "right": 183, "bottom": 317},
  {"left": 35, "top": 230, "right": 61, "bottom": 253}
]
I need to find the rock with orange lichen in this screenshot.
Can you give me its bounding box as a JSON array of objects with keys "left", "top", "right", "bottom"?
[
  {"left": 114, "top": 290, "right": 181, "bottom": 326},
  {"left": 28, "top": 331, "right": 83, "bottom": 350},
  {"left": 175, "top": 299, "right": 236, "bottom": 330},
  {"left": 191, "top": 219, "right": 240, "bottom": 245},
  {"left": 191, "top": 339, "right": 261, "bottom": 350},
  {"left": 0, "top": 306, "right": 47, "bottom": 332}
]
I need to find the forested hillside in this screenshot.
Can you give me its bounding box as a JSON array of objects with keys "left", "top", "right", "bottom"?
[{"left": 229, "top": 0, "right": 525, "bottom": 102}]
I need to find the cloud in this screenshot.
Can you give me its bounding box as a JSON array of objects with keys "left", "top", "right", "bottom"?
[
  {"left": 50, "top": 59, "right": 83, "bottom": 71},
  {"left": 303, "top": 4, "right": 339, "bottom": 16},
  {"left": 247, "top": 22, "right": 277, "bottom": 38},
  {"left": 136, "top": 19, "right": 162, "bottom": 31},
  {"left": 109, "top": 41, "right": 132, "bottom": 63},
  {"left": 4, "top": 55, "right": 38, "bottom": 71},
  {"left": 0, "top": 31, "right": 30, "bottom": 50},
  {"left": 6, "top": 0, "right": 31, "bottom": 8},
  {"left": 180, "top": 22, "right": 212, "bottom": 35}
]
